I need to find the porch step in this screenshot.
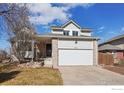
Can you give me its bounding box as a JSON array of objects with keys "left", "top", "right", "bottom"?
[{"left": 44, "top": 58, "right": 53, "bottom": 67}]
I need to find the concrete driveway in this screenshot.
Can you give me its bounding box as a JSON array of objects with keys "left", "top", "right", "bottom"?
[{"left": 59, "top": 66, "right": 124, "bottom": 85}]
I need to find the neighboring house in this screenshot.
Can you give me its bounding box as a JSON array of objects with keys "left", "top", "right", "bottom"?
[
  {"left": 99, "top": 35, "right": 124, "bottom": 63},
  {"left": 35, "top": 20, "right": 99, "bottom": 68}
]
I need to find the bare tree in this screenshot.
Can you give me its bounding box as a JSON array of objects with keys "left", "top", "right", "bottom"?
[
  {"left": 0, "top": 4, "right": 36, "bottom": 62},
  {"left": 0, "top": 49, "right": 7, "bottom": 62}
]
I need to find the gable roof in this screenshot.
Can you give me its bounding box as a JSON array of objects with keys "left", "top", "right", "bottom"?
[
  {"left": 61, "top": 20, "right": 81, "bottom": 29},
  {"left": 51, "top": 20, "right": 92, "bottom": 32},
  {"left": 99, "top": 34, "right": 124, "bottom": 46}
]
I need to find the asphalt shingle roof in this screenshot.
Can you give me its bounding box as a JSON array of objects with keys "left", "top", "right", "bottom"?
[{"left": 99, "top": 34, "right": 124, "bottom": 46}]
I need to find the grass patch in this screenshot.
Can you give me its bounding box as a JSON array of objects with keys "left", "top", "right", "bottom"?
[
  {"left": 0, "top": 63, "right": 18, "bottom": 72},
  {"left": 0, "top": 64, "right": 63, "bottom": 85}
]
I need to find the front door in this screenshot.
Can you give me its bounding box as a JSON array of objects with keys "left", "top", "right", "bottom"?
[{"left": 46, "top": 44, "right": 52, "bottom": 57}]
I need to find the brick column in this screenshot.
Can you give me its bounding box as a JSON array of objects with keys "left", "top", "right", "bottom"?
[
  {"left": 52, "top": 39, "right": 58, "bottom": 68},
  {"left": 93, "top": 40, "right": 98, "bottom": 65}
]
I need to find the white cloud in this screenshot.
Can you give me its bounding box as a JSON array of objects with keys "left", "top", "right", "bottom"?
[
  {"left": 108, "top": 31, "right": 117, "bottom": 35},
  {"left": 28, "top": 4, "right": 70, "bottom": 25},
  {"left": 121, "top": 26, "right": 124, "bottom": 32},
  {"left": 61, "top": 3, "right": 94, "bottom": 10},
  {"left": 96, "top": 26, "right": 105, "bottom": 33},
  {"left": 27, "top": 3, "right": 94, "bottom": 25},
  {"left": 98, "top": 26, "right": 105, "bottom": 30},
  {"left": 97, "top": 30, "right": 103, "bottom": 33}
]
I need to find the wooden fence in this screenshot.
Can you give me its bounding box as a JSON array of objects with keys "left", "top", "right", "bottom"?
[{"left": 98, "top": 53, "right": 114, "bottom": 65}]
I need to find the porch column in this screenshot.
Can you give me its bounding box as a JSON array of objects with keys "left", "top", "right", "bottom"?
[
  {"left": 93, "top": 40, "right": 98, "bottom": 65},
  {"left": 31, "top": 40, "right": 34, "bottom": 62},
  {"left": 52, "top": 39, "right": 58, "bottom": 68}
]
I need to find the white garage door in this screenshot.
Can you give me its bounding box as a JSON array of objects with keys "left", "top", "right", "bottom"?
[{"left": 59, "top": 49, "right": 93, "bottom": 66}]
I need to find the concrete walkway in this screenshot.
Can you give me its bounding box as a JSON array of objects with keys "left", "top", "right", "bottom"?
[{"left": 59, "top": 66, "right": 124, "bottom": 85}]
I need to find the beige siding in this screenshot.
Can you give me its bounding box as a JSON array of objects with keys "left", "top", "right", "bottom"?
[
  {"left": 58, "top": 39, "right": 93, "bottom": 49},
  {"left": 81, "top": 32, "right": 91, "bottom": 36},
  {"left": 110, "top": 39, "right": 124, "bottom": 49},
  {"left": 115, "top": 44, "right": 124, "bottom": 49},
  {"left": 52, "top": 30, "right": 63, "bottom": 35}
]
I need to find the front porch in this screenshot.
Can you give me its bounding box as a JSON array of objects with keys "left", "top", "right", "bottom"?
[
  {"left": 19, "top": 37, "right": 53, "bottom": 68},
  {"left": 35, "top": 37, "right": 53, "bottom": 67}
]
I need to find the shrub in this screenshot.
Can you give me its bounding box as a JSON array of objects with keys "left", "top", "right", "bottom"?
[{"left": 118, "top": 58, "right": 124, "bottom": 66}]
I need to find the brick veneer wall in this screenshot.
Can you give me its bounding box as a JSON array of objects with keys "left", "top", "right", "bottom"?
[
  {"left": 93, "top": 40, "right": 98, "bottom": 65},
  {"left": 52, "top": 39, "right": 58, "bottom": 68}
]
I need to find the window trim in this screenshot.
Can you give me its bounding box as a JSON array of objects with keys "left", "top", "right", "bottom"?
[
  {"left": 72, "top": 31, "right": 78, "bottom": 36},
  {"left": 63, "top": 30, "right": 69, "bottom": 36}
]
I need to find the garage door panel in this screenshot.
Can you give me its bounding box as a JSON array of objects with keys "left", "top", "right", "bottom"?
[{"left": 59, "top": 49, "right": 93, "bottom": 66}]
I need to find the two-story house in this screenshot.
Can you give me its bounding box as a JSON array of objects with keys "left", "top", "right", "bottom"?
[{"left": 35, "top": 20, "right": 99, "bottom": 68}]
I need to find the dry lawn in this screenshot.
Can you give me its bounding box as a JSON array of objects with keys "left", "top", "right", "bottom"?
[{"left": 0, "top": 63, "right": 63, "bottom": 85}]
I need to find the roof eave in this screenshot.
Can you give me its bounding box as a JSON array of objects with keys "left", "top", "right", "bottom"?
[{"left": 36, "top": 34, "right": 99, "bottom": 40}]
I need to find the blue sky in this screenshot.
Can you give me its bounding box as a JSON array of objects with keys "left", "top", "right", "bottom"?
[{"left": 1, "top": 3, "right": 124, "bottom": 51}]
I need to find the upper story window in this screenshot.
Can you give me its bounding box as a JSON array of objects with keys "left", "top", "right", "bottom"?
[
  {"left": 63, "top": 31, "right": 69, "bottom": 36},
  {"left": 72, "top": 31, "right": 78, "bottom": 36}
]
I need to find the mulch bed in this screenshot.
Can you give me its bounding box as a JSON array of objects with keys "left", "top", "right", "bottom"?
[{"left": 103, "top": 65, "right": 124, "bottom": 75}]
